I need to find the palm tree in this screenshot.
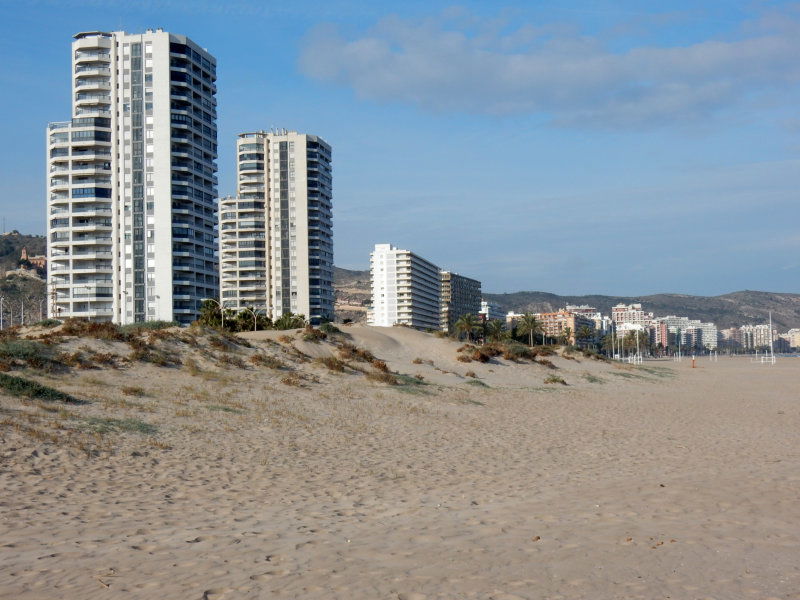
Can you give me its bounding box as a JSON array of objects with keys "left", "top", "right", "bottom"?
[
  {"left": 516, "top": 313, "right": 542, "bottom": 347},
  {"left": 485, "top": 319, "right": 506, "bottom": 343},
  {"left": 274, "top": 312, "right": 307, "bottom": 330},
  {"left": 454, "top": 313, "right": 481, "bottom": 342},
  {"left": 576, "top": 325, "right": 594, "bottom": 349}
]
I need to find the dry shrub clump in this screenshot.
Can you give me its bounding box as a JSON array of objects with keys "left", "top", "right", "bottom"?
[
  {"left": 122, "top": 386, "right": 146, "bottom": 397},
  {"left": 465, "top": 370, "right": 477, "bottom": 378},
  {"left": 278, "top": 334, "right": 294, "bottom": 344},
  {"left": 316, "top": 356, "right": 345, "bottom": 372},
  {"left": 457, "top": 354, "right": 472, "bottom": 363},
  {"left": 302, "top": 325, "right": 327, "bottom": 343},
  {"left": 537, "top": 358, "right": 557, "bottom": 370},
  {"left": 217, "top": 353, "right": 247, "bottom": 369},
  {"left": 208, "top": 336, "right": 230, "bottom": 352},
  {"left": 544, "top": 374, "right": 567, "bottom": 385},
  {"left": 61, "top": 319, "right": 129, "bottom": 341},
  {"left": 366, "top": 371, "right": 399, "bottom": 385},
  {"left": 249, "top": 354, "right": 285, "bottom": 369},
  {"left": 280, "top": 373, "right": 303, "bottom": 387},
  {"left": 371, "top": 359, "right": 389, "bottom": 372},
  {"left": 337, "top": 342, "right": 375, "bottom": 362}
]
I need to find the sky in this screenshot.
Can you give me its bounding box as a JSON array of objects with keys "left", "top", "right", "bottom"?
[{"left": 1, "top": 0, "right": 798, "bottom": 295}]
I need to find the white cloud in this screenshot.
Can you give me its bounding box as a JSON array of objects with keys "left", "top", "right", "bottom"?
[{"left": 299, "top": 9, "right": 800, "bottom": 128}]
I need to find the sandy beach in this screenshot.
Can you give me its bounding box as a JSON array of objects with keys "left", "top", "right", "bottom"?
[{"left": 1, "top": 325, "right": 798, "bottom": 599}]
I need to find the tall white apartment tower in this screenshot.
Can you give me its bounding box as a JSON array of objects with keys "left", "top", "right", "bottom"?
[
  {"left": 47, "top": 30, "right": 218, "bottom": 325},
  {"left": 368, "top": 243, "right": 441, "bottom": 330},
  {"left": 219, "top": 131, "right": 334, "bottom": 323}
]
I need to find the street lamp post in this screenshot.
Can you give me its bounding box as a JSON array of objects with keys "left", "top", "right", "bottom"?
[{"left": 243, "top": 306, "right": 264, "bottom": 332}]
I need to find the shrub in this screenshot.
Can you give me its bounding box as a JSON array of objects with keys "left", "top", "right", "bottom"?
[
  {"left": 537, "top": 358, "right": 557, "bottom": 370},
  {"left": 217, "top": 354, "right": 247, "bottom": 368},
  {"left": 249, "top": 354, "right": 285, "bottom": 369},
  {"left": 365, "top": 371, "right": 399, "bottom": 385},
  {"left": 208, "top": 336, "right": 229, "bottom": 351},
  {"left": 278, "top": 335, "right": 294, "bottom": 344},
  {"left": 457, "top": 355, "right": 472, "bottom": 363},
  {"left": 302, "top": 325, "right": 327, "bottom": 343},
  {"left": 184, "top": 358, "right": 202, "bottom": 375},
  {"left": 544, "top": 374, "right": 567, "bottom": 385},
  {"left": 466, "top": 379, "right": 489, "bottom": 388},
  {"left": 0, "top": 340, "right": 61, "bottom": 370},
  {"left": 0, "top": 373, "right": 83, "bottom": 403},
  {"left": 337, "top": 343, "right": 375, "bottom": 362},
  {"left": 316, "top": 356, "right": 345, "bottom": 372},
  {"left": 35, "top": 319, "right": 62, "bottom": 328},
  {"left": 501, "top": 343, "right": 536, "bottom": 361},
  {"left": 122, "top": 386, "right": 146, "bottom": 397},
  {"left": 319, "top": 322, "right": 341, "bottom": 335},
  {"left": 280, "top": 374, "right": 302, "bottom": 386},
  {"left": 371, "top": 359, "right": 389, "bottom": 372},
  {"left": 120, "top": 321, "right": 178, "bottom": 334},
  {"left": 412, "top": 358, "right": 424, "bottom": 365},
  {"left": 465, "top": 370, "right": 477, "bottom": 378},
  {"left": 60, "top": 319, "right": 128, "bottom": 341}
]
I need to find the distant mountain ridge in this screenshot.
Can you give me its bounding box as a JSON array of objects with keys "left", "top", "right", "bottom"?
[{"left": 333, "top": 267, "right": 800, "bottom": 330}]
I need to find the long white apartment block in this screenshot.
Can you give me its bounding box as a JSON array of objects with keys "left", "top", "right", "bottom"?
[
  {"left": 368, "top": 244, "right": 440, "bottom": 330},
  {"left": 219, "top": 131, "right": 334, "bottom": 323},
  {"left": 47, "top": 29, "right": 218, "bottom": 325}
]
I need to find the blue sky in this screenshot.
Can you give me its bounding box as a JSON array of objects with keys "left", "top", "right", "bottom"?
[{"left": 1, "top": 0, "right": 798, "bottom": 295}]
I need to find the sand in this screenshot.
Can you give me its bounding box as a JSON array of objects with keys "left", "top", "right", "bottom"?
[{"left": 1, "top": 325, "right": 798, "bottom": 599}]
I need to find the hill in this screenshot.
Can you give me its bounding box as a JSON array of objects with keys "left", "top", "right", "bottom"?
[
  {"left": 333, "top": 267, "right": 800, "bottom": 330},
  {"left": 0, "top": 231, "right": 46, "bottom": 275},
  {"left": 483, "top": 290, "right": 800, "bottom": 330}
]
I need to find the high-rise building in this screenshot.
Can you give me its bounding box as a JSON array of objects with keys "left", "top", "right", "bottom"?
[
  {"left": 440, "top": 271, "right": 481, "bottom": 333},
  {"left": 219, "top": 131, "right": 333, "bottom": 323},
  {"left": 368, "top": 244, "right": 440, "bottom": 330},
  {"left": 47, "top": 30, "right": 218, "bottom": 324}
]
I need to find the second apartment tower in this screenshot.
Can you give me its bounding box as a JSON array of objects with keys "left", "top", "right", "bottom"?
[{"left": 219, "top": 131, "right": 334, "bottom": 323}]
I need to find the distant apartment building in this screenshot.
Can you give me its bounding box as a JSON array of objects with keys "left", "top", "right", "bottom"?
[
  {"left": 47, "top": 29, "right": 218, "bottom": 324},
  {"left": 719, "top": 327, "right": 743, "bottom": 349},
  {"left": 479, "top": 299, "right": 505, "bottom": 322},
  {"left": 368, "top": 244, "right": 440, "bottom": 330},
  {"left": 611, "top": 303, "right": 653, "bottom": 329},
  {"left": 565, "top": 304, "right": 611, "bottom": 334},
  {"left": 440, "top": 271, "right": 481, "bottom": 333},
  {"left": 535, "top": 311, "right": 596, "bottom": 345},
  {"left": 219, "top": 131, "right": 334, "bottom": 323},
  {"left": 786, "top": 328, "right": 800, "bottom": 349},
  {"left": 740, "top": 324, "right": 775, "bottom": 350},
  {"left": 651, "top": 316, "right": 718, "bottom": 350}
]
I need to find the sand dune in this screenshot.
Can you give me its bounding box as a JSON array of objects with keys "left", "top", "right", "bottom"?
[{"left": 1, "top": 324, "right": 798, "bottom": 599}]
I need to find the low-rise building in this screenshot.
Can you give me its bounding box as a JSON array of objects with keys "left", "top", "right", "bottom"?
[{"left": 479, "top": 299, "right": 505, "bottom": 322}]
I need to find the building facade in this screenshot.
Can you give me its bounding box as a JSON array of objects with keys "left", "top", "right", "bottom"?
[
  {"left": 368, "top": 244, "right": 440, "bottom": 330},
  {"left": 739, "top": 324, "right": 775, "bottom": 350},
  {"left": 611, "top": 303, "right": 653, "bottom": 329},
  {"left": 479, "top": 299, "right": 505, "bottom": 322},
  {"left": 535, "top": 311, "right": 596, "bottom": 345},
  {"left": 219, "top": 131, "right": 334, "bottom": 323},
  {"left": 47, "top": 30, "right": 218, "bottom": 324},
  {"left": 440, "top": 271, "right": 481, "bottom": 333}
]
